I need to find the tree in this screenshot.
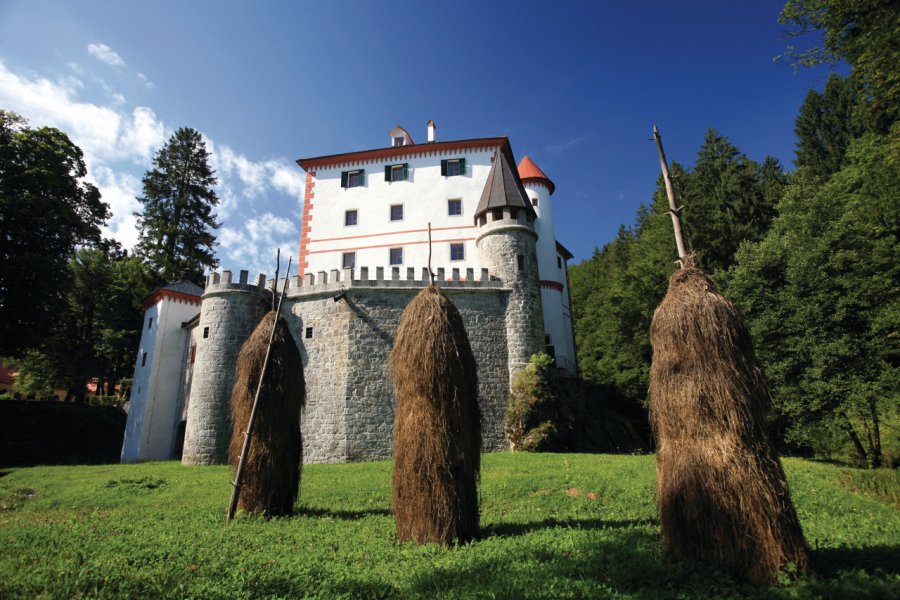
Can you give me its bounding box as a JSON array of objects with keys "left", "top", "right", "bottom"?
[
  {"left": 794, "top": 73, "right": 866, "bottom": 178},
  {"left": 780, "top": 0, "right": 900, "bottom": 128},
  {"left": 725, "top": 128, "right": 899, "bottom": 467},
  {"left": 135, "top": 127, "right": 220, "bottom": 285},
  {"left": 0, "top": 110, "right": 109, "bottom": 356}
]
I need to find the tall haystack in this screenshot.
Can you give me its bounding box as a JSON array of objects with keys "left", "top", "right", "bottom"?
[
  {"left": 228, "top": 310, "right": 305, "bottom": 518},
  {"left": 390, "top": 285, "right": 481, "bottom": 545},
  {"left": 648, "top": 259, "right": 809, "bottom": 584}
]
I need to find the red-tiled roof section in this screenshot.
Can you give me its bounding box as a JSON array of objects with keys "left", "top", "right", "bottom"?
[
  {"left": 517, "top": 156, "right": 555, "bottom": 195},
  {"left": 296, "top": 137, "right": 514, "bottom": 171},
  {"left": 142, "top": 281, "right": 204, "bottom": 310}
]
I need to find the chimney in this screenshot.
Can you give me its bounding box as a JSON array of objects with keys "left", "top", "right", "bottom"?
[{"left": 427, "top": 120, "right": 436, "bottom": 143}]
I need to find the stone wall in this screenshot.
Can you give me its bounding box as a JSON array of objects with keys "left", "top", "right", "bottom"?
[{"left": 286, "top": 283, "right": 511, "bottom": 464}]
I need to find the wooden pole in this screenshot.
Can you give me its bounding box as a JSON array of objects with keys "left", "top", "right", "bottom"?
[
  {"left": 652, "top": 125, "right": 688, "bottom": 263},
  {"left": 226, "top": 254, "right": 292, "bottom": 525},
  {"left": 427, "top": 222, "right": 435, "bottom": 286},
  {"left": 271, "top": 248, "right": 280, "bottom": 311}
]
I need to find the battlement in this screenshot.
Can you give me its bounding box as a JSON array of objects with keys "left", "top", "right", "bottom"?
[
  {"left": 203, "top": 270, "right": 271, "bottom": 298},
  {"left": 285, "top": 265, "right": 503, "bottom": 297}
]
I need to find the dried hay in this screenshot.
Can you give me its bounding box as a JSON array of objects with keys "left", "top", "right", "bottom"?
[
  {"left": 390, "top": 285, "right": 481, "bottom": 544},
  {"left": 648, "top": 259, "right": 809, "bottom": 584},
  {"left": 228, "top": 310, "right": 305, "bottom": 518}
]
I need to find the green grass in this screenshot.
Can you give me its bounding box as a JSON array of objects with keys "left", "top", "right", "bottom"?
[{"left": 0, "top": 454, "right": 897, "bottom": 599}]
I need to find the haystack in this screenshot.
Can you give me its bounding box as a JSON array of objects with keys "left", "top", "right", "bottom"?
[
  {"left": 228, "top": 310, "right": 305, "bottom": 518},
  {"left": 648, "top": 259, "right": 808, "bottom": 584},
  {"left": 390, "top": 285, "right": 481, "bottom": 545}
]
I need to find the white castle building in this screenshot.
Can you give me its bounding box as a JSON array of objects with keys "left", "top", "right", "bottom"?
[{"left": 121, "top": 122, "right": 577, "bottom": 464}]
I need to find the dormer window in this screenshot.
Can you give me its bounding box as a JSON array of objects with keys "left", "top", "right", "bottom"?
[
  {"left": 441, "top": 158, "right": 466, "bottom": 177},
  {"left": 393, "top": 137, "right": 405, "bottom": 147}
]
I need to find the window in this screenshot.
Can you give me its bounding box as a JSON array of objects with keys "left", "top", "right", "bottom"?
[
  {"left": 450, "top": 243, "right": 465, "bottom": 261},
  {"left": 517, "top": 254, "right": 525, "bottom": 271},
  {"left": 141, "top": 352, "right": 147, "bottom": 367},
  {"left": 147, "top": 317, "right": 153, "bottom": 329},
  {"left": 305, "top": 327, "right": 313, "bottom": 339},
  {"left": 557, "top": 256, "right": 562, "bottom": 269},
  {"left": 389, "top": 247, "right": 403, "bottom": 265},
  {"left": 203, "top": 326, "right": 210, "bottom": 339},
  {"left": 345, "top": 209, "right": 358, "bottom": 226},
  {"left": 441, "top": 158, "right": 466, "bottom": 177},
  {"left": 390, "top": 204, "right": 404, "bottom": 221},
  {"left": 190, "top": 345, "right": 196, "bottom": 364},
  {"left": 393, "top": 136, "right": 405, "bottom": 147},
  {"left": 342, "top": 252, "right": 356, "bottom": 269},
  {"left": 385, "top": 163, "right": 409, "bottom": 182},
  {"left": 448, "top": 198, "right": 462, "bottom": 216},
  {"left": 341, "top": 169, "right": 365, "bottom": 188},
  {"left": 531, "top": 195, "right": 539, "bottom": 207}
]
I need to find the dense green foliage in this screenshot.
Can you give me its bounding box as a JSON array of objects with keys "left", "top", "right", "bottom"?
[
  {"left": 0, "top": 111, "right": 109, "bottom": 356},
  {"left": 569, "top": 133, "right": 781, "bottom": 413},
  {"left": 0, "top": 455, "right": 897, "bottom": 598},
  {"left": 135, "top": 127, "right": 220, "bottom": 285},
  {"left": 505, "top": 353, "right": 560, "bottom": 451}
]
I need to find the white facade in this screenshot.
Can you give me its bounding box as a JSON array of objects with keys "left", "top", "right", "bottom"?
[
  {"left": 299, "top": 126, "right": 578, "bottom": 374},
  {"left": 121, "top": 290, "right": 200, "bottom": 462}
]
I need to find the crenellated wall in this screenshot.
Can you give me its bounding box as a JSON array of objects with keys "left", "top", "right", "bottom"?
[{"left": 182, "top": 265, "right": 513, "bottom": 465}]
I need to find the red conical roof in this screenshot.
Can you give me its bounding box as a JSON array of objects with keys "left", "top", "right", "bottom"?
[{"left": 517, "top": 156, "right": 555, "bottom": 195}]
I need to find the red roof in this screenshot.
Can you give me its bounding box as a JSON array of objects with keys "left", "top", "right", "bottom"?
[{"left": 517, "top": 156, "right": 555, "bottom": 195}]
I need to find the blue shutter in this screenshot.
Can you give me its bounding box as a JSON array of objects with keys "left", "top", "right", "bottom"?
[
  {"left": 359, "top": 170, "right": 365, "bottom": 185},
  {"left": 441, "top": 159, "right": 448, "bottom": 176},
  {"left": 384, "top": 165, "right": 391, "bottom": 181},
  {"left": 460, "top": 158, "right": 467, "bottom": 175},
  {"left": 341, "top": 171, "right": 348, "bottom": 188},
  {"left": 402, "top": 163, "right": 409, "bottom": 180}
]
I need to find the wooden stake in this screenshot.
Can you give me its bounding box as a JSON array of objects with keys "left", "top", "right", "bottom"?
[
  {"left": 226, "top": 254, "right": 292, "bottom": 525},
  {"left": 427, "top": 222, "right": 435, "bottom": 286},
  {"left": 652, "top": 125, "right": 688, "bottom": 264}
]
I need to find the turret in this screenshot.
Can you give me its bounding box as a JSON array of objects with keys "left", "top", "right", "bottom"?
[
  {"left": 474, "top": 150, "right": 544, "bottom": 382},
  {"left": 181, "top": 270, "right": 271, "bottom": 465}
]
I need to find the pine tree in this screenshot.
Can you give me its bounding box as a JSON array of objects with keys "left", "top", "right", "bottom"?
[{"left": 135, "top": 127, "right": 220, "bottom": 285}]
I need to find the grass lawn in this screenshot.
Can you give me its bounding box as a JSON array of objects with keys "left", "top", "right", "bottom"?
[{"left": 0, "top": 453, "right": 897, "bottom": 599}]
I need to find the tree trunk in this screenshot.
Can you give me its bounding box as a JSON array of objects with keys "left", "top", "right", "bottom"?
[
  {"left": 867, "top": 398, "right": 883, "bottom": 468},
  {"left": 840, "top": 411, "right": 868, "bottom": 466}
]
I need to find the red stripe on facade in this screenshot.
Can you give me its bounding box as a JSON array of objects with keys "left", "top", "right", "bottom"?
[
  {"left": 142, "top": 289, "right": 202, "bottom": 310},
  {"left": 309, "top": 237, "right": 476, "bottom": 254},
  {"left": 310, "top": 224, "right": 476, "bottom": 244}
]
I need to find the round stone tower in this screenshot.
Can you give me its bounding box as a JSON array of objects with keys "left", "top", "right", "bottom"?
[
  {"left": 181, "top": 270, "right": 271, "bottom": 465},
  {"left": 474, "top": 150, "right": 544, "bottom": 382}
]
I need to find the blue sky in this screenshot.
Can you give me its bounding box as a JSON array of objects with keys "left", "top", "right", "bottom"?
[{"left": 0, "top": 0, "right": 836, "bottom": 277}]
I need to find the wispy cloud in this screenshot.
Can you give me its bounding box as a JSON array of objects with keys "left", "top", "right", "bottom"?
[
  {"left": 0, "top": 60, "right": 301, "bottom": 277},
  {"left": 545, "top": 135, "right": 588, "bottom": 156},
  {"left": 87, "top": 43, "right": 126, "bottom": 67}
]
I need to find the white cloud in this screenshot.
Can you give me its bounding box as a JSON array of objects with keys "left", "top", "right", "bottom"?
[
  {"left": 137, "top": 72, "right": 155, "bottom": 90},
  {"left": 545, "top": 135, "right": 588, "bottom": 156},
  {"left": 90, "top": 166, "right": 142, "bottom": 248},
  {"left": 218, "top": 213, "right": 297, "bottom": 278},
  {"left": 87, "top": 43, "right": 126, "bottom": 67}
]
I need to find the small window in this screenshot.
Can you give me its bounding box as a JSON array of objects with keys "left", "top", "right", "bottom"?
[
  {"left": 450, "top": 243, "right": 465, "bottom": 261},
  {"left": 448, "top": 198, "right": 462, "bottom": 216},
  {"left": 190, "top": 345, "right": 196, "bottom": 364},
  {"left": 203, "top": 326, "right": 209, "bottom": 339},
  {"left": 492, "top": 209, "right": 503, "bottom": 221},
  {"left": 305, "top": 327, "right": 313, "bottom": 339},
  {"left": 341, "top": 169, "right": 365, "bottom": 188},
  {"left": 147, "top": 317, "right": 153, "bottom": 329},
  {"left": 393, "top": 136, "right": 405, "bottom": 147},
  {"left": 141, "top": 352, "right": 147, "bottom": 367},
  {"left": 531, "top": 195, "right": 539, "bottom": 207},
  {"left": 385, "top": 163, "right": 409, "bottom": 182},
  {"left": 342, "top": 252, "right": 356, "bottom": 269},
  {"left": 345, "top": 209, "right": 358, "bottom": 227},
  {"left": 390, "top": 204, "right": 404, "bottom": 221},
  {"left": 441, "top": 158, "right": 466, "bottom": 177},
  {"left": 517, "top": 255, "right": 525, "bottom": 271},
  {"left": 389, "top": 247, "right": 403, "bottom": 266},
  {"left": 557, "top": 256, "right": 562, "bottom": 269}
]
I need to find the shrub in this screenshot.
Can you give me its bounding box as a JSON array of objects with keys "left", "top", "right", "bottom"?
[{"left": 505, "top": 353, "right": 560, "bottom": 452}]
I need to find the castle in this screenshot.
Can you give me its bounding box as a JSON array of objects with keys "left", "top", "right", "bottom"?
[{"left": 121, "top": 122, "right": 577, "bottom": 465}]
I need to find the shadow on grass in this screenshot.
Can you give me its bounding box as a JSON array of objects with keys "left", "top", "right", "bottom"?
[
  {"left": 812, "top": 544, "right": 900, "bottom": 576},
  {"left": 299, "top": 506, "right": 392, "bottom": 520},
  {"left": 482, "top": 517, "right": 658, "bottom": 539}
]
